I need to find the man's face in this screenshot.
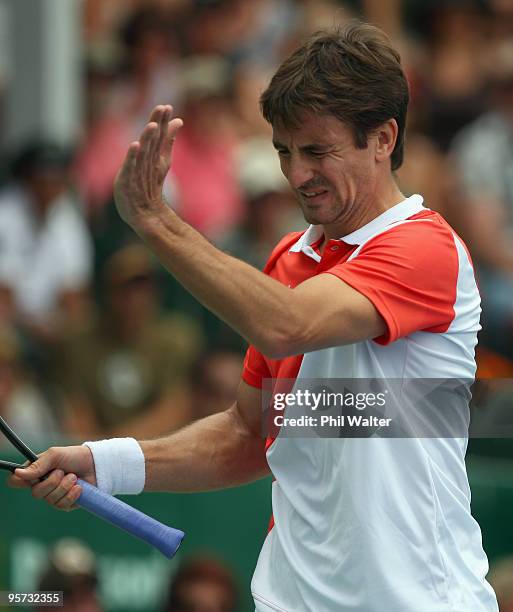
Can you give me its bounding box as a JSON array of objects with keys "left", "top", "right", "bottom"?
[
  {"left": 272, "top": 113, "right": 379, "bottom": 234},
  {"left": 25, "top": 167, "right": 68, "bottom": 214}
]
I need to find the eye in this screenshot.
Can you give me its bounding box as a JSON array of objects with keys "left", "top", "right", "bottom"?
[
  {"left": 308, "top": 150, "right": 326, "bottom": 158},
  {"left": 276, "top": 149, "right": 289, "bottom": 157}
]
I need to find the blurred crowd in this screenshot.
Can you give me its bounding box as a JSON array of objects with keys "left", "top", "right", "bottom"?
[
  {"left": 0, "top": 0, "right": 513, "bottom": 447},
  {"left": 28, "top": 536, "right": 513, "bottom": 611},
  {"left": 33, "top": 538, "right": 239, "bottom": 612}
]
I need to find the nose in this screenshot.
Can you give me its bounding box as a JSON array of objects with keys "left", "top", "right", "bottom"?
[{"left": 283, "top": 155, "right": 315, "bottom": 190}]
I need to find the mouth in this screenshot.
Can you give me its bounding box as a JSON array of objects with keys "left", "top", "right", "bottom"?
[{"left": 298, "top": 189, "right": 330, "bottom": 205}]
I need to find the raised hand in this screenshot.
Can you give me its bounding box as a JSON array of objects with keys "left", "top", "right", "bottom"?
[{"left": 113, "top": 104, "right": 183, "bottom": 230}]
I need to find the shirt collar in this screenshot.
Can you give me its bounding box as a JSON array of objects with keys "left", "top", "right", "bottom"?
[{"left": 289, "top": 194, "right": 426, "bottom": 254}]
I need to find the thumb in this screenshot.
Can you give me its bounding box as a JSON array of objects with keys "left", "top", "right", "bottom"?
[
  {"left": 14, "top": 450, "right": 55, "bottom": 481},
  {"left": 7, "top": 462, "right": 41, "bottom": 488}
]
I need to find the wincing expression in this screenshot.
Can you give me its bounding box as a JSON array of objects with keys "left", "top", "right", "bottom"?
[{"left": 272, "top": 112, "right": 381, "bottom": 237}]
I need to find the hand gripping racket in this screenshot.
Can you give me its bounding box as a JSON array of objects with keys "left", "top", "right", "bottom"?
[{"left": 0, "top": 416, "right": 184, "bottom": 558}]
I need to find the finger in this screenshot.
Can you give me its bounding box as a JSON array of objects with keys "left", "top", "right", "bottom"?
[
  {"left": 155, "top": 105, "right": 172, "bottom": 157},
  {"left": 138, "top": 122, "right": 159, "bottom": 157},
  {"left": 148, "top": 109, "right": 168, "bottom": 186},
  {"left": 7, "top": 472, "right": 33, "bottom": 489},
  {"left": 147, "top": 105, "right": 165, "bottom": 157},
  {"left": 118, "top": 141, "right": 140, "bottom": 183},
  {"left": 151, "top": 106, "right": 173, "bottom": 188},
  {"left": 137, "top": 122, "right": 159, "bottom": 183},
  {"left": 55, "top": 484, "right": 82, "bottom": 512},
  {"left": 148, "top": 104, "right": 165, "bottom": 126},
  {"left": 31, "top": 469, "right": 65, "bottom": 500},
  {"left": 161, "top": 117, "right": 184, "bottom": 166},
  {"left": 7, "top": 460, "right": 32, "bottom": 488},
  {"left": 44, "top": 472, "right": 78, "bottom": 506}
]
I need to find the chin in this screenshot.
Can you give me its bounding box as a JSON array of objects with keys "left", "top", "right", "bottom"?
[
  {"left": 302, "top": 208, "right": 343, "bottom": 227},
  {"left": 298, "top": 194, "right": 348, "bottom": 225},
  {"left": 301, "top": 210, "right": 316, "bottom": 224}
]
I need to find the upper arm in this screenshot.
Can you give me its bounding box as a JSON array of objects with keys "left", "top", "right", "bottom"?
[
  {"left": 283, "top": 220, "right": 459, "bottom": 356},
  {"left": 230, "top": 379, "right": 265, "bottom": 439},
  {"left": 288, "top": 274, "right": 386, "bottom": 355},
  {"left": 224, "top": 380, "right": 269, "bottom": 479}
]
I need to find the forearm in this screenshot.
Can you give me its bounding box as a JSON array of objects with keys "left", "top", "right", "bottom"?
[
  {"left": 113, "top": 106, "right": 303, "bottom": 357},
  {"left": 134, "top": 207, "right": 299, "bottom": 357},
  {"left": 140, "top": 405, "right": 269, "bottom": 492}
]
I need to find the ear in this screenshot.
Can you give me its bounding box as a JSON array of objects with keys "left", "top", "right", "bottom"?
[{"left": 374, "top": 119, "right": 398, "bottom": 164}]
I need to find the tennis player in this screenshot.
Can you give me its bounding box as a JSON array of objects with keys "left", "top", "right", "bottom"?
[{"left": 10, "top": 22, "right": 499, "bottom": 612}]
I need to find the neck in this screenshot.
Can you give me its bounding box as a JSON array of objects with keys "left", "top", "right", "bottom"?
[{"left": 322, "top": 180, "right": 405, "bottom": 242}]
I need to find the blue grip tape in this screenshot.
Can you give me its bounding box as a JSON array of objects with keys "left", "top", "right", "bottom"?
[{"left": 76, "top": 479, "right": 184, "bottom": 558}]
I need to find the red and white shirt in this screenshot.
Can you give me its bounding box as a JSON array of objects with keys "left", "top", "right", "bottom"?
[{"left": 243, "top": 195, "right": 498, "bottom": 611}]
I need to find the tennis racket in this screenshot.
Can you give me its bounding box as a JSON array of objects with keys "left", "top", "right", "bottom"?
[{"left": 0, "top": 416, "right": 184, "bottom": 558}]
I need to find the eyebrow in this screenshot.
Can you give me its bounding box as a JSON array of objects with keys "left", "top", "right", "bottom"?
[
  {"left": 272, "top": 141, "right": 331, "bottom": 153},
  {"left": 272, "top": 140, "right": 286, "bottom": 150}
]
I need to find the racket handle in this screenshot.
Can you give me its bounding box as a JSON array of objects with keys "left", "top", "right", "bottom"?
[{"left": 76, "top": 479, "right": 184, "bottom": 558}]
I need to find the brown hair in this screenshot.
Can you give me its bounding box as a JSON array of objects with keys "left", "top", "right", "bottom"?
[
  {"left": 260, "top": 21, "right": 409, "bottom": 170},
  {"left": 164, "top": 557, "right": 237, "bottom": 612}
]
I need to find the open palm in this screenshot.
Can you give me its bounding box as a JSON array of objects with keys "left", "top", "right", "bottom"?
[{"left": 113, "top": 105, "right": 183, "bottom": 229}]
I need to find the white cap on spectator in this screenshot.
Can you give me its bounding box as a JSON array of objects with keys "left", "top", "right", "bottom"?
[
  {"left": 180, "top": 55, "right": 231, "bottom": 99},
  {"left": 236, "top": 137, "right": 289, "bottom": 200}
]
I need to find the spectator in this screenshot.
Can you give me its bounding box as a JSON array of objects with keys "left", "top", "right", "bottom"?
[
  {"left": 83, "top": 0, "right": 191, "bottom": 47},
  {"left": 0, "top": 141, "right": 93, "bottom": 344},
  {"left": 487, "top": 556, "right": 513, "bottom": 612},
  {"left": 221, "top": 138, "right": 304, "bottom": 269},
  {"left": 411, "top": 0, "right": 489, "bottom": 151},
  {"left": 395, "top": 131, "right": 468, "bottom": 235},
  {"left": 35, "top": 538, "right": 102, "bottom": 612},
  {"left": 0, "top": 326, "right": 61, "bottom": 447},
  {"left": 450, "top": 37, "right": 513, "bottom": 357},
  {"left": 169, "top": 55, "right": 244, "bottom": 240},
  {"left": 0, "top": 283, "right": 16, "bottom": 329},
  {"left": 182, "top": 0, "right": 296, "bottom": 69},
  {"left": 163, "top": 556, "right": 238, "bottom": 612},
  {"left": 231, "top": 63, "right": 274, "bottom": 139},
  {"left": 55, "top": 244, "right": 203, "bottom": 438},
  {"left": 109, "top": 4, "right": 183, "bottom": 135},
  {"left": 189, "top": 348, "right": 244, "bottom": 420},
  {"left": 294, "top": 0, "right": 354, "bottom": 39},
  {"left": 76, "top": 3, "right": 187, "bottom": 220},
  {"left": 73, "top": 49, "right": 133, "bottom": 220}
]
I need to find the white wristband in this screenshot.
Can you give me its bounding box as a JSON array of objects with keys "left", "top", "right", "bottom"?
[{"left": 82, "top": 438, "right": 145, "bottom": 495}]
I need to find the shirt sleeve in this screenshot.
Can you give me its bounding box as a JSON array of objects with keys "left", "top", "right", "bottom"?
[
  {"left": 326, "top": 219, "right": 460, "bottom": 345},
  {"left": 242, "top": 344, "right": 271, "bottom": 388}
]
